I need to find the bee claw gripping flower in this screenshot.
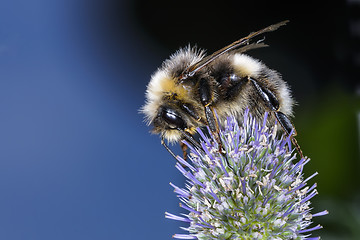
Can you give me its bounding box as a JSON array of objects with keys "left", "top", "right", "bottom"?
[{"left": 165, "top": 109, "right": 328, "bottom": 240}]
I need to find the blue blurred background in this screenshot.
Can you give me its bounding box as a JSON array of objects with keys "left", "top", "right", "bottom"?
[{"left": 0, "top": 0, "right": 359, "bottom": 239}]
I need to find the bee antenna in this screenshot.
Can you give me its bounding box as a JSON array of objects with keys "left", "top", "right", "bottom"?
[{"left": 161, "top": 135, "right": 178, "bottom": 160}]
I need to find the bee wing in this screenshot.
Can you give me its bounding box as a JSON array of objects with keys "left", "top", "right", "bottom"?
[
  {"left": 179, "top": 20, "right": 289, "bottom": 80},
  {"left": 234, "top": 42, "right": 269, "bottom": 53}
]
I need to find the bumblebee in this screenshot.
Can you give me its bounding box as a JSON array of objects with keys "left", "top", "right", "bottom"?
[{"left": 141, "top": 21, "right": 303, "bottom": 158}]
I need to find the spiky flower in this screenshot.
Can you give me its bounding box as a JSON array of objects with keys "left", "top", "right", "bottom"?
[{"left": 165, "top": 109, "right": 328, "bottom": 239}]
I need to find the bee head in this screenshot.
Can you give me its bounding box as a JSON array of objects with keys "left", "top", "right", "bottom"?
[{"left": 141, "top": 46, "right": 206, "bottom": 143}]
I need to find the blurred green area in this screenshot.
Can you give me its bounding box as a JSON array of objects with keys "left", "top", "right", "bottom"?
[{"left": 294, "top": 84, "right": 360, "bottom": 239}]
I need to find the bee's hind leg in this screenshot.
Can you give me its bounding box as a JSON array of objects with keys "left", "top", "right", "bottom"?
[
  {"left": 273, "top": 111, "right": 304, "bottom": 158},
  {"left": 249, "top": 77, "right": 304, "bottom": 158}
]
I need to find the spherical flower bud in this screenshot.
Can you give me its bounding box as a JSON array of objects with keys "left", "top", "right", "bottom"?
[{"left": 166, "top": 109, "right": 328, "bottom": 239}]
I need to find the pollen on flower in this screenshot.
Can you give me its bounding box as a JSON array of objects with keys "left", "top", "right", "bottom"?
[{"left": 165, "top": 109, "right": 327, "bottom": 240}]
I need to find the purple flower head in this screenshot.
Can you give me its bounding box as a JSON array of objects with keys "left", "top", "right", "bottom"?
[{"left": 166, "top": 109, "right": 328, "bottom": 239}]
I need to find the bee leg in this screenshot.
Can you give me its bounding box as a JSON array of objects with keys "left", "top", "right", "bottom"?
[
  {"left": 249, "top": 77, "right": 304, "bottom": 158},
  {"left": 273, "top": 111, "right": 304, "bottom": 158},
  {"left": 198, "top": 78, "right": 234, "bottom": 169},
  {"left": 177, "top": 128, "right": 205, "bottom": 156},
  {"left": 204, "top": 105, "right": 222, "bottom": 147},
  {"left": 199, "top": 78, "right": 223, "bottom": 152},
  {"left": 180, "top": 141, "right": 188, "bottom": 160}
]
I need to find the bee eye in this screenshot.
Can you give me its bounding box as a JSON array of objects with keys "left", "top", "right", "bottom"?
[{"left": 160, "top": 108, "right": 186, "bottom": 129}]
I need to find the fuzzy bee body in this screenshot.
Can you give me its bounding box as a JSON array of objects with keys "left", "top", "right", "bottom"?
[{"left": 142, "top": 21, "right": 303, "bottom": 157}]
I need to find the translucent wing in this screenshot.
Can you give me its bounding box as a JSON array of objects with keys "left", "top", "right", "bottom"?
[{"left": 179, "top": 20, "right": 289, "bottom": 80}]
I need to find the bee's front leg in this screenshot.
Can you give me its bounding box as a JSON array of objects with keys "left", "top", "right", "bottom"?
[
  {"left": 177, "top": 128, "right": 204, "bottom": 155},
  {"left": 180, "top": 141, "right": 188, "bottom": 160},
  {"left": 198, "top": 78, "right": 223, "bottom": 152}
]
